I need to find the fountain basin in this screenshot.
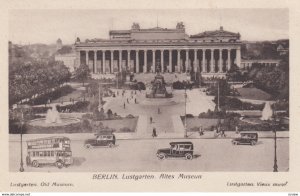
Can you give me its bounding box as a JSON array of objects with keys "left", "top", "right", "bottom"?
[{"left": 29, "top": 117, "right": 80, "bottom": 127}]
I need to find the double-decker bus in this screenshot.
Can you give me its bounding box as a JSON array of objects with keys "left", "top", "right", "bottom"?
[{"left": 26, "top": 136, "right": 73, "bottom": 169}]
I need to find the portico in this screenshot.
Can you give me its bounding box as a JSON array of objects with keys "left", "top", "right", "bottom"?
[{"left": 75, "top": 23, "right": 242, "bottom": 78}]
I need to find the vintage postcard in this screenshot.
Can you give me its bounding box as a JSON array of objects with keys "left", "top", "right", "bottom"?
[{"left": 0, "top": 0, "right": 299, "bottom": 193}]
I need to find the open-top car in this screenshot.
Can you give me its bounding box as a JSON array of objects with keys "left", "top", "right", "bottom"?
[
  {"left": 156, "top": 142, "right": 194, "bottom": 160},
  {"left": 232, "top": 132, "right": 258, "bottom": 146},
  {"left": 84, "top": 132, "right": 116, "bottom": 149}
]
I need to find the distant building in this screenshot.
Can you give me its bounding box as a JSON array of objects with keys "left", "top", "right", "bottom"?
[
  {"left": 55, "top": 43, "right": 77, "bottom": 72},
  {"left": 277, "top": 44, "right": 288, "bottom": 56},
  {"left": 55, "top": 52, "right": 77, "bottom": 72},
  {"left": 241, "top": 59, "right": 280, "bottom": 69},
  {"left": 56, "top": 38, "right": 62, "bottom": 50}
]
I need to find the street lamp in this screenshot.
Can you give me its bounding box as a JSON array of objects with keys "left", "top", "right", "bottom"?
[
  {"left": 272, "top": 103, "right": 278, "bottom": 172},
  {"left": 19, "top": 111, "right": 24, "bottom": 172},
  {"left": 184, "top": 84, "right": 188, "bottom": 138}
]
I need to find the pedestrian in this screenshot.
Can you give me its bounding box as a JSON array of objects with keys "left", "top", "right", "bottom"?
[
  {"left": 221, "top": 128, "right": 226, "bottom": 137},
  {"left": 134, "top": 98, "right": 137, "bottom": 104},
  {"left": 150, "top": 116, "right": 153, "bottom": 124},
  {"left": 127, "top": 98, "right": 129, "bottom": 104},
  {"left": 158, "top": 107, "right": 160, "bottom": 114},
  {"left": 235, "top": 125, "right": 239, "bottom": 134},
  {"left": 152, "top": 127, "right": 157, "bottom": 138},
  {"left": 199, "top": 126, "right": 204, "bottom": 136},
  {"left": 123, "top": 102, "right": 126, "bottom": 109}
]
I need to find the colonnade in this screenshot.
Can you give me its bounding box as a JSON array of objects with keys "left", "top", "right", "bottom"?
[{"left": 76, "top": 48, "right": 241, "bottom": 74}]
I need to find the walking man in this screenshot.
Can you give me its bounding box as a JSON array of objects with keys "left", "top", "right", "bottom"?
[
  {"left": 150, "top": 116, "right": 153, "bottom": 124},
  {"left": 152, "top": 127, "right": 157, "bottom": 138}
]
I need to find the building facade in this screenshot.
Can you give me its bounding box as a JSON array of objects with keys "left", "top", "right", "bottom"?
[
  {"left": 74, "top": 22, "right": 242, "bottom": 77},
  {"left": 55, "top": 53, "right": 76, "bottom": 72}
]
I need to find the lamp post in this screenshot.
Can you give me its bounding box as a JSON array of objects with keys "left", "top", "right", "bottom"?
[
  {"left": 273, "top": 103, "right": 278, "bottom": 172},
  {"left": 19, "top": 111, "right": 24, "bottom": 172},
  {"left": 273, "top": 124, "right": 278, "bottom": 172},
  {"left": 184, "top": 85, "right": 188, "bottom": 138}
]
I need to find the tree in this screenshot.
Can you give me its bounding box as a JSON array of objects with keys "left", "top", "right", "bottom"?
[
  {"left": 226, "top": 64, "right": 245, "bottom": 81},
  {"left": 74, "top": 64, "right": 90, "bottom": 86}
]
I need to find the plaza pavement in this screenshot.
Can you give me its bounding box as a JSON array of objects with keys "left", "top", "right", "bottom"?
[
  {"left": 24, "top": 87, "right": 289, "bottom": 140},
  {"left": 100, "top": 88, "right": 288, "bottom": 139}
]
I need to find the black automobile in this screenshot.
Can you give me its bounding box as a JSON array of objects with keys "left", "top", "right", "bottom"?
[
  {"left": 232, "top": 132, "right": 258, "bottom": 146},
  {"left": 156, "top": 142, "right": 194, "bottom": 160},
  {"left": 84, "top": 133, "right": 116, "bottom": 148}
]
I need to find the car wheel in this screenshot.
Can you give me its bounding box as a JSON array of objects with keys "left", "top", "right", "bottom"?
[
  {"left": 185, "top": 153, "right": 193, "bottom": 160},
  {"left": 32, "top": 160, "right": 39, "bottom": 168},
  {"left": 85, "top": 144, "right": 92, "bottom": 149},
  {"left": 56, "top": 161, "right": 64, "bottom": 169},
  {"left": 108, "top": 142, "right": 114, "bottom": 148},
  {"left": 232, "top": 141, "right": 238, "bottom": 145},
  {"left": 158, "top": 153, "right": 166, "bottom": 160},
  {"left": 250, "top": 141, "right": 256, "bottom": 146}
]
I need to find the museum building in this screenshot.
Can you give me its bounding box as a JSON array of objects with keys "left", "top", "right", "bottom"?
[{"left": 74, "top": 22, "right": 242, "bottom": 77}]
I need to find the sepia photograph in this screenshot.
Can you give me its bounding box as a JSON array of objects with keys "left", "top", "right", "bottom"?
[{"left": 7, "top": 8, "right": 290, "bottom": 173}]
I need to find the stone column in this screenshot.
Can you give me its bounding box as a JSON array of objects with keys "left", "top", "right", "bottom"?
[
  {"left": 94, "top": 50, "right": 97, "bottom": 73},
  {"left": 219, "top": 49, "right": 223, "bottom": 72},
  {"left": 236, "top": 47, "right": 241, "bottom": 68},
  {"left": 227, "top": 49, "right": 231, "bottom": 71},
  {"left": 144, "top": 50, "right": 147, "bottom": 73},
  {"left": 135, "top": 50, "right": 139, "bottom": 73},
  {"left": 177, "top": 50, "right": 181, "bottom": 72},
  {"left": 185, "top": 50, "right": 189, "bottom": 72},
  {"left": 127, "top": 50, "right": 130, "bottom": 72},
  {"left": 85, "top": 50, "right": 89, "bottom": 66},
  {"left": 169, "top": 50, "right": 172, "bottom": 72},
  {"left": 110, "top": 50, "right": 114, "bottom": 73},
  {"left": 118, "top": 50, "right": 122, "bottom": 72},
  {"left": 152, "top": 50, "right": 156, "bottom": 73},
  {"left": 194, "top": 49, "right": 198, "bottom": 72},
  {"left": 210, "top": 49, "right": 214, "bottom": 73},
  {"left": 102, "top": 50, "right": 105, "bottom": 73},
  {"left": 161, "top": 50, "right": 164, "bottom": 73},
  {"left": 202, "top": 49, "right": 206, "bottom": 72}
]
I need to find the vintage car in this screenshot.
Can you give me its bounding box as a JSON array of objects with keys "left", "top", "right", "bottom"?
[
  {"left": 232, "top": 132, "right": 258, "bottom": 146},
  {"left": 156, "top": 142, "right": 194, "bottom": 160},
  {"left": 84, "top": 132, "right": 116, "bottom": 148}
]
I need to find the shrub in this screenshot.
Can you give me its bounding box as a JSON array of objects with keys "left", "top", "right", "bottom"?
[
  {"left": 214, "top": 96, "right": 264, "bottom": 110},
  {"left": 27, "top": 85, "right": 75, "bottom": 105},
  {"left": 186, "top": 114, "right": 194, "bottom": 118},
  {"left": 119, "top": 127, "right": 133, "bottom": 132},
  {"left": 81, "top": 119, "right": 92, "bottom": 132},
  {"left": 172, "top": 81, "right": 193, "bottom": 89},
  {"left": 58, "top": 101, "right": 90, "bottom": 112},
  {"left": 190, "top": 126, "right": 200, "bottom": 132},
  {"left": 126, "top": 114, "right": 135, "bottom": 118}
]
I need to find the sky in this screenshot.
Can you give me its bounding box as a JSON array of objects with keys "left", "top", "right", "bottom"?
[{"left": 9, "top": 9, "right": 288, "bottom": 45}]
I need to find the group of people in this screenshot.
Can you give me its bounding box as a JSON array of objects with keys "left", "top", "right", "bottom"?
[{"left": 213, "top": 126, "right": 226, "bottom": 138}]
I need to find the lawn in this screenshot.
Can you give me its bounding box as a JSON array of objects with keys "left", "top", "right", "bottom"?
[
  {"left": 236, "top": 87, "right": 272, "bottom": 100},
  {"left": 185, "top": 118, "right": 224, "bottom": 131},
  {"left": 99, "top": 117, "right": 138, "bottom": 132},
  {"left": 51, "top": 87, "right": 85, "bottom": 103}
]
